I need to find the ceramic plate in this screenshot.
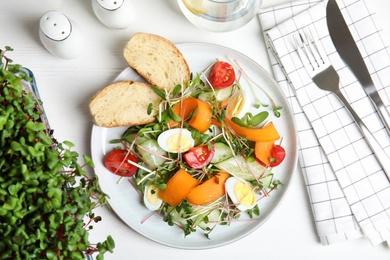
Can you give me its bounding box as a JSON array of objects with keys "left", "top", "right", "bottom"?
[{"left": 91, "top": 43, "right": 298, "bottom": 249}]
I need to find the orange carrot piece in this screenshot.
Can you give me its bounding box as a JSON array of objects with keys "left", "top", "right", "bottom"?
[
  {"left": 254, "top": 141, "right": 275, "bottom": 167},
  {"left": 168, "top": 98, "right": 212, "bottom": 133},
  {"left": 168, "top": 98, "right": 197, "bottom": 128},
  {"left": 211, "top": 118, "right": 222, "bottom": 128},
  {"left": 224, "top": 118, "right": 280, "bottom": 142},
  {"left": 158, "top": 168, "right": 198, "bottom": 207},
  {"left": 220, "top": 98, "right": 230, "bottom": 109},
  {"left": 186, "top": 172, "right": 230, "bottom": 205}
]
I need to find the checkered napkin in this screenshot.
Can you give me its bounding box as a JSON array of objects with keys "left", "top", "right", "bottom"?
[{"left": 258, "top": 0, "right": 390, "bottom": 246}]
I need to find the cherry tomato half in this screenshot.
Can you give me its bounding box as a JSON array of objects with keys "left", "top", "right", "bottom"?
[
  {"left": 269, "top": 145, "right": 286, "bottom": 167},
  {"left": 257, "top": 145, "right": 286, "bottom": 167},
  {"left": 209, "top": 61, "right": 235, "bottom": 88},
  {"left": 183, "top": 143, "right": 215, "bottom": 169},
  {"left": 104, "top": 149, "right": 138, "bottom": 177}
]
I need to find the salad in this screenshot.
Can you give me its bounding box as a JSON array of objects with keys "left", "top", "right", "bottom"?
[{"left": 104, "top": 60, "right": 286, "bottom": 238}]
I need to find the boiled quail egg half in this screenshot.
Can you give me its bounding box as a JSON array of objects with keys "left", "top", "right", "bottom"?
[
  {"left": 225, "top": 177, "right": 257, "bottom": 211},
  {"left": 143, "top": 185, "right": 163, "bottom": 211},
  {"left": 157, "top": 128, "right": 194, "bottom": 153},
  {"left": 225, "top": 90, "right": 251, "bottom": 120}
]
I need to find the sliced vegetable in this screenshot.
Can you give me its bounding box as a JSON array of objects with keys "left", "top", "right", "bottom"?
[
  {"left": 158, "top": 169, "right": 198, "bottom": 207},
  {"left": 183, "top": 143, "right": 215, "bottom": 169},
  {"left": 215, "top": 86, "right": 234, "bottom": 101},
  {"left": 254, "top": 141, "right": 275, "bottom": 167},
  {"left": 260, "top": 174, "right": 274, "bottom": 191},
  {"left": 256, "top": 145, "right": 286, "bottom": 167},
  {"left": 123, "top": 132, "right": 148, "bottom": 145},
  {"left": 186, "top": 172, "right": 230, "bottom": 205},
  {"left": 215, "top": 155, "right": 271, "bottom": 181},
  {"left": 209, "top": 61, "right": 235, "bottom": 88},
  {"left": 168, "top": 97, "right": 212, "bottom": 133},
  {"left": 104, "top": 149, "right": 138, "bottom": 177},
  {"left": 197, "top": 92, "right": 214, "bottom": 102},
  {"left": 224, "top": 118, "right": 280, "bottom": 142},
  {"left": 137, "top": 139, "right": 166, "bottom": 168},
  {"left": 198, "top": 86, "right": 233, "bottom": 102},
  {"left": 197, "top": 209, "right": 221, "bottom": 231},
  {"left": 210, "top": 142, "right": 233, "bottom": 164}
]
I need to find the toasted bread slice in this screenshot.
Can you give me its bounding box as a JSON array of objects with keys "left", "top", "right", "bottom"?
[
  {"left": 123, "top": 32, "right": 190, "bottom": 92},
  {"left": 89, "top": 81, "right": 161, "bottom": 127}
]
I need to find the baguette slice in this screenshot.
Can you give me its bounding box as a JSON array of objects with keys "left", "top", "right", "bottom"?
[
  {"left": 89, "top": 81, "right": 161, "bottom": 127},
  {"left": 123, "top": 32, "right": 190, "bottom": 92}
]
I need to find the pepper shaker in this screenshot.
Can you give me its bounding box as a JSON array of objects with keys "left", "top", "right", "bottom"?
[{"left": 39, "top": 11, "right": 84, "bottom": 59}]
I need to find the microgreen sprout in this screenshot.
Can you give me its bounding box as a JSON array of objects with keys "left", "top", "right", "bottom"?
[
  {"left": 0, "top": 47, "right": 114, "bottom": 259},
  {"left": 232, "top": 59, "right": 283, "bottom": 118},
  {"left": 109, "top": 58, "right": 284, "bottom": 239}
]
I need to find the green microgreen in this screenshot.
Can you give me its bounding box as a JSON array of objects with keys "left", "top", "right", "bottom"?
[
  {"left": 231, "top": 58, "right": 283, "bottom": 118},
  {"left": 0, "top": 47, "right": 114, "bottom": 259},
  {"left": 111, "top": 58, "right": 285, "bottom": 239},
  {"left": 151, "top": 85, "right": 167, "bottom": 99},
  {"left": 231, "top": 111, "right": 268, "bottom": 128}
]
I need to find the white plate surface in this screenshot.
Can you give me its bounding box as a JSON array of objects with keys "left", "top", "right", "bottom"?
[{"left": 91, "top": 43, "right": 298, "bottom": 249}]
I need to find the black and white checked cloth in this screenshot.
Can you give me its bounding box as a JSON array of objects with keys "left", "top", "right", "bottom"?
[{"left": 259, "top": 0, "right": 390, "bottom": 246}]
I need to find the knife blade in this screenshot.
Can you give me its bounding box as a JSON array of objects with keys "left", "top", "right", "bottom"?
[{"left": 326, "top": 0, "right": 390, "bottom": 136}]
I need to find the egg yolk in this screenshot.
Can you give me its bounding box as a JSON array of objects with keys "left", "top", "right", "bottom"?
[
  {"left": 167, "top": 133, "right": 192, "bottom": 152},
  {"left": 234, "top": 181, "right": 256, "bottom": 206},
  {"left": 146, "top": 185, "right": 160, "bottom": 204},
  {"left": 227, "top": 93, "right": 244, "bottom": 118}
]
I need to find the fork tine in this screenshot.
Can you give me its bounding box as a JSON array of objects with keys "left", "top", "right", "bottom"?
[
  {"left": 301, "top": 30, "right": 321, "bottom": 69},
  {"left": 293, "top": 32, "right": 315, "bottom": 74},
  {"left": 294, "top": 28, "right": 330, "bottom": 77},
  {"left": 299, "top": 31, "right": 317, "bottom": 70},
  {"left": 293, "top": 34, "right": 308, "bottom": 66},
  {"left": 305, "top": 28, "right": 328, "bottom": 66}
]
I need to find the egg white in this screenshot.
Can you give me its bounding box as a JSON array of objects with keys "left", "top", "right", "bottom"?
[
  {"left": 225, "top": 90, "right": 251, "bottom": 119},
  {"left": 225, "top": 177, "right": 257, "bottom": 211},
  {"left": 157, "top": 128, "right": 194, "bottom": 153},
  {"left": 143, "top": 185, "right": 163, "bottom": 211}
]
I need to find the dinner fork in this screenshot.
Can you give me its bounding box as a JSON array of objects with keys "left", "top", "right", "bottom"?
[{"left": 294, "top": 30, "right": 390, "bottom": 179}]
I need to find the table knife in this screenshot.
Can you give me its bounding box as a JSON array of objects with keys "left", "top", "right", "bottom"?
[{"left": 326, "top": 0, "right": 390, "bottom": 136}]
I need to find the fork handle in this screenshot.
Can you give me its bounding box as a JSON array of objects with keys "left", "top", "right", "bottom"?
[
  {"left": 369, "top": 91, "right": 390, "bottom": 136},
  {"left": 335, "top": 90, "right": 390, "bottom": 179}
]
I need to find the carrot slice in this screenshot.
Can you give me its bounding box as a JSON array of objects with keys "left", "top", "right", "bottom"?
[
  {"left": 168, "top": 98, "right": 212, "bottom": 133},
  {"left": 158, "top": 168, "right": 198, "bottom": 207},
  {"left": 224, "top": 118, "right": 280, "bottom": 142},
  {"left": 254, "top": 141, "right": 275, "bottom": 167},
  {"left": 186, "top": 172, "right": 230, "bottom": 205},
  {"left": 210, "top": 119, "right": 222, "bottom": 129}
]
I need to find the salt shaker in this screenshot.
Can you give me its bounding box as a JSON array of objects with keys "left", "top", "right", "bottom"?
[
  {"left": 91, "top": 0, "right": 134, "bottom": 29},
  {"left": 39, "top": 11, "right": 84, "bottom": 59}
]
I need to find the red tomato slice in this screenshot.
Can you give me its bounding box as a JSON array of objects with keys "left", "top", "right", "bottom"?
[
  {"left": 183, "top": 143, "right": 215, "bottom": 169},
  {"left": 256, "top": 144, "right": 286, "bottom": 167},
  {"left": 104, "top": 149, "right": 138, "bottom": 177},
  {"left": 209, "top": 61, "right": 235, "bottom": 88}
]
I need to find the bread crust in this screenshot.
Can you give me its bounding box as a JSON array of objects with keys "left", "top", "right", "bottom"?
[
  {"left": 89, "top": 81, "right": 161, "bottom": 127},
  {"left": 123, "top": 32, "right": 190, "bottom": 92},
  {"left": 90, "top": 33, "right": 190, "bottom": 128}
]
